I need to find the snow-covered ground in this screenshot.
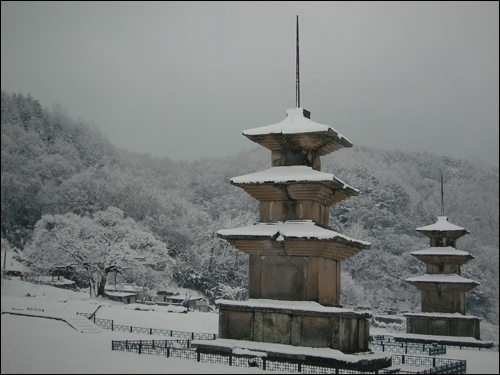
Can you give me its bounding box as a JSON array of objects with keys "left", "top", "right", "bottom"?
[{"left": 1, "top": 278, "right": 498, "bottom": 374}]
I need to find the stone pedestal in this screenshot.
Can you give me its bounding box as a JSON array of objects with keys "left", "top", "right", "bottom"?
[
  {"left": 192, "top": 338, "right": 392, "bottom": 373},
  {"left": 217, "top": 299, "right": 371, "bottom": 353},
  {"left": 404, "top": 313, "right": 481, "bottom": 340}
]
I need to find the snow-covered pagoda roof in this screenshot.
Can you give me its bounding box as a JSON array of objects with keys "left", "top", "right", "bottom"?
[
  {"left": 406, "top": 274, "right": 479, "bottom": 284},
  {"left": 410, "top": 247, "right": 475, "bottom": 266},
  {"left": 218, "top": 220, "right": 369, "bottom": 244},
  {"left": 411, "top": 247, "right": 472, "bottom": 257},
  {"left": 406, "top": 274, "right": 480, "bottom": 291},
  {"left": 217, "top": 220, "right": 370, "bottom": 261},
  {"left": 230, "top": 166, "right": 358, "bottom": 205},
  {"left": 242, "top": 108, "right": 352, "bottom": 155},
  {"left": 231, "top": 166, "right": 353, "bottom": 187},
  {"left": 416, "top": 216, "right": 469, "bottom": 233}
]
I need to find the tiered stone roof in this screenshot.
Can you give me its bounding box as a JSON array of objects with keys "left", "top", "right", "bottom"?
[{"left": 218, "top": 107, "right": 369, "bottom": 257}]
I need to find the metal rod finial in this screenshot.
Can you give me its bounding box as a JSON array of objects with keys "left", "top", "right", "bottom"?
[
  {"left": 296, "top": 15, "right": 300, "bottom": 108},
  {"left": 440, "top": 175, "right": 445, "bottom": 216}
]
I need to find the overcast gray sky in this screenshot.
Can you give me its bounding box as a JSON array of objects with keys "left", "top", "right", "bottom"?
[{"left": 2, "top": 1, "right": 499, "bottom": 165}]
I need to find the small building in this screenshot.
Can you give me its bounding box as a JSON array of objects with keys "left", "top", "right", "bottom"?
[
  {"left": 105, "top": 291, "right": 137, "bottom": 304},
  {"left": 156, "top": 290, "right": 179, "bottom": 303},
  {"left": 105, "top": 283, "right": 141, "bottom": 304},
  {"left": 156, "top": 292, "right": 210, "bottom": 312},
  {"left": 1, "top": 251, "right": 25, "bottom": 278}
]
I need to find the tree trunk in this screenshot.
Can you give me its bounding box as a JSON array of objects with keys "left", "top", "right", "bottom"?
[
  {"left": 89, "top": 278, "right": 97, "bottom": 298},
  {"left": 97, "top": 273, "right": 107, "bottom": 297},
  {"left": 208, "top": 232, "right": 215, "bottom": 273}
]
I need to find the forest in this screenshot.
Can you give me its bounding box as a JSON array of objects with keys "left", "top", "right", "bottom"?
[{"left": 1, "top": 91, "right": 498, "bottom": 328}]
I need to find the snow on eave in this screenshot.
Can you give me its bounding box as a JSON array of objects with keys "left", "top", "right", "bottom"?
[
  {"left": 217, "top": 220, "right": 370, "bottom": 247},
  {"left": 406, "top": 274, "right": 479, "bottom": 284},
  {"left": 411, "top": 247, "right": 473, "bottom": 257},
  {"left": 230, "top": 165, "right": 358, "bottom": 192},
  {"left": 416, "top": 216, "right": 469, "bottom": 233},
  {"left": 242, "top": 108, "right": 351, "bottom": 144}
]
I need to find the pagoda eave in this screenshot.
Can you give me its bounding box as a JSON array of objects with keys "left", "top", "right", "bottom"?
[
  {"left": 406, "top": 277, "right": 479, "bottom": 293},
  {"left": 416, "top": 217, "right": 470, "bottom": 239},
  {"left": 407, "top": 282, "right": 479, "bottom": 293},
  {"left": 243, "top": 132, "right": 352, "bottom": 155},
  {"left": 220, "top": 237, "right": 368, "bottom": 261},
  {"left": 411, "top": 254, "right": 474, "bottom": 265},
  {"left": 416, "top": 229, "right": 470, "bottom": 240},
  {"left": 218, "top": 221, "right": 370, "bottom": 261},
  {"left": 231, "top": 182, "right": 358, "bottom": 205}
]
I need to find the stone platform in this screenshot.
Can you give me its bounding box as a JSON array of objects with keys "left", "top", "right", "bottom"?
[
  {"left": 404, "top": 312, "right": 481, "bottom": 340},
  {"left": 217, "top": 299, "right": 371, "bottom": 353},
  {"left": 191, "top": 338, "right": 392, "bottom": 373}
]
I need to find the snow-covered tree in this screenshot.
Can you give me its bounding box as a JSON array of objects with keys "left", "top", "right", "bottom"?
[{"left": 24, "top": 206, "right": 174, "bottom": 297}]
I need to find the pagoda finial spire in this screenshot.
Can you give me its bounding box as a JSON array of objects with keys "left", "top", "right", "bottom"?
[
  {"left": 296, "top": 15, "right": 300, "bottom": 108},
  {"left": 440, "top": 175, "right": 444, "bottom": 216}
]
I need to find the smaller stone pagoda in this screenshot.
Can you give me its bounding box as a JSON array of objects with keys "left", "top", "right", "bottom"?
[{"left": 405, "top": 216, "right": 481, "bottom": 339}]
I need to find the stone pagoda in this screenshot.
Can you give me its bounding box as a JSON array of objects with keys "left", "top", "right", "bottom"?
[
  {"left": 405, "top": 215, "right": 481, "bottom": 339},
  {"left": 192, "top": 106, "right": 391, "bottom": 366},
  {"left": 193, "top": 18, "right": 391, "bottom": 371},
  {"left": 194, "top": 104, "right": 390, "bottom": 360}
]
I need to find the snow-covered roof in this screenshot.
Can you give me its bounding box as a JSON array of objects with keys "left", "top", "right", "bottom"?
[
  {"left": 231, "top": 165, "right": 356, "bottom": 191},
  {"left": 243, "top": 108, "right": 346, "bottom": 137},
  {"left": 217, "top": 220, "right": 370, "bottom": 246},
  {"left": 416, "top": 216, "right": 469, "bottom": 233},
  {"left": 105, "top": 284, "right": 141, "bottom": 293},
  {"left": 242, "top": 108, "right": 352, "bottom": 154},
  {"left": 411, "top": 247, "right": 472, "bottom": 257},
  {"left": 168, "top": 296, "right": 206, "bottom": 302},
  {"left": 104, "top": 291, "right": 137, "bottom": 298},
  {"left": 406, "top": 274, "right": 479, "bottom": 284},
  {"left": 1, "top": 251, "right": 24, "bottom": 273}
]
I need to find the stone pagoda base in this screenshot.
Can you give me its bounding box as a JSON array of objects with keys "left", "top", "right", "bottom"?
[
  {"left": 404, "top": 312, "right": 481, "bottom": 339},
  {"left": 191, "top": 338, "right": 392, "bottom": 373},
  {"left": 215, "top": 299, "right": 371, "bottom": 354}
]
